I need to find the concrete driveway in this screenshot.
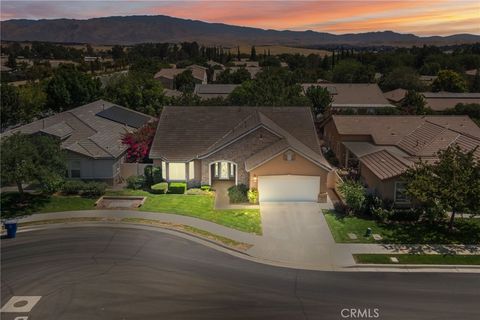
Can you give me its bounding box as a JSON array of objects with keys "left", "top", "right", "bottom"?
[{"left": 247, "top": 202, "right": 343, "bottom": 269}]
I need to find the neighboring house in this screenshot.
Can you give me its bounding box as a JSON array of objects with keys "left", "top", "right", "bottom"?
[
  {"left": 2, "top": 100, "right": 154, "bottom": 184},
  {"left": 302, "top": 83, "right": 395, "bottom": 112},
  {"left": 213, "top": 67, "right": 262, "bottom": 82},
  {"left": 154, "top": 65, "right": 207, "bottom": 89},
  {"left": 232, "top": 60, "right": 260, "bottom": 67},
  {"left": 323, "top": 115, "right": 480, "bottom": 204},
  {"left": 419, "top": 75, "right": 437, "bottom": 85},
  {"left": 193, "top": 84, "right": 239, "bottom": 100},
  {"left": 163, "top": 88, "right": 183, "bottom": 98},
  {"left": 465, "top": 68, "right": 479, "bottom": 77},
  {"left": 422, "top": 92, "right": 480, "bottom": 111},
  {"left": 383, "top": 88, "right": 408, "bottom": 104},
  {"left": 150, "top": 106, "right": 332, "bottom": 203},
  {"left": 207, "top": 60, "right": 225, "bottom": 69}
]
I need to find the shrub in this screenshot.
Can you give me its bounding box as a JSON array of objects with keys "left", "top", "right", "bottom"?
[
  {"left": 247, "top": 188, "right": 259, "bottom": 204},
  {"left": 40, "top": 176, "right": 64, "bottom": 195},
  {"left": 144, "top": 165, "right": 154, "bottom": 187},
  {"left": 151, "top": 182, "right": 168, "bottom": 194},
  {"left": 338, "top": 180, "right": 366, "bottom": 215},
  {"left": 168, "top": 182, "right": 187, "bottom": 194},
  {"left": 371, "top": 207, "right": 394, "bottom": 223},
  {"left": 152, "top": 167, "right": 162, "bottom": 183},
  {"left": 333, "top": 201, "right": 348, "bottom": 215},
  {"left": 185, "top": 188, "right": 209, "bottom": 195},
  {"left": 227, "top": 184, "right": 248, "bottom": 203},
  {"left": 126, "top": 175, "right": 145, "bottom": 190},
  {"left": 200, "top": 185, "right": 211, "bottom": 192},
  {"left": 62, "top": 180, "right": 86, "bottom": 195},
  {"left": 82, "top": 182, "right": 107, "bottom": 198}
]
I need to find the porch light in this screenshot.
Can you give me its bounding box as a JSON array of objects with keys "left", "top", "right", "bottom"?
[{"left": 253, "top": 174, "right": 257, "bottom": 182}]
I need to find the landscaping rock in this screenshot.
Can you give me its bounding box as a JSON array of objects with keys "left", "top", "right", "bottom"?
[
  {"left": 347, "top": 233, "right": 358, "bottom": 240},
  {"left": 372, "top": 234, "right": 383, "bottom": 241},
  {"left": 390, "top": 257, "right": 399, "bottom": 263}
]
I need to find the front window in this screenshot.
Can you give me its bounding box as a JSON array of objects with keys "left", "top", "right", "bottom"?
[
  {"left": 189, "top": 161, "right": 195, "bottom": 180},
  {"left": 70, "top": 160, "right": 81, "bottom": 178},
  {"left": 169, "top": 162, "right": 186, "bottom": 180},
  {"left": 394, "top": 182, "right": 409, "bottom": 204}
]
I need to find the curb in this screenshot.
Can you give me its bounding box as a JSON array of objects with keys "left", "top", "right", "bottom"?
[{"left": 348, "top": 264, "right": 480, "bottom": 270}]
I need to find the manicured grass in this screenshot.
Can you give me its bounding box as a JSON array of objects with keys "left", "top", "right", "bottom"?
[
  {"left": 354, "top": 254, "right": 480, "bottom": 265},
  {"left": 324, "top": 210, "right": 480, "bottom": 245},
  {"left": 1, "top": 192, "right": 96, "bottom": 219},
  {"left": 106, "top": 190, "right": 262, "bottom": 234}
]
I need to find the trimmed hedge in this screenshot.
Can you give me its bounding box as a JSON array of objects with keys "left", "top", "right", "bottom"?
[
  {"left": 228, "top": 184, "right": 249, "bottom": 203},
  {"left": 247, "top": 188, "right": 259, "bottom": 204},
  {"left": 82, "top": 182, "right": 107, "bottom": 198},
  {"left": 200, "top": 185, "right": 212, "bottom": 192},
  {"left": 61, "top": 180, "right": 85, "bottom": 195},
  {"left": 168, "top": 182, "right": 187, "bottom": 194},
  {"left": 151, "top": 182, "right": 168, "bottom": 194},
  {"left": 126, "top": 175, "right": 145, "bottom": 190}
]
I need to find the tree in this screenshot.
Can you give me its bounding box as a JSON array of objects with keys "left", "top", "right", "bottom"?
[
  {"left": 121, "top": 121, "right": 158, "bottom": 163},
  {"left": 6, "top": 54, "right": 17, "bottom": 69},
  {"left": 1, "top": 133, "right": 66, "bottom": 194},
  {"left": 404, "top": 144, "right": 480, "bottom": 230},
  {"left": 250, "top": 46, "right": 257, "bottom": 61},
  {"left": 332, "top": 59, "right": 374, "bottom": 83},
  {"left": 470, "top": 70, "right": 480, "bottom": 93},
  {"left": 401, "top": 90, "right": 426, "bottom": 114},
  {"left": 174, "top": 69, "right": 196, "bottom": 93},
  {"left": 305, "top": 85, "right": 332, "bottom": 116},
  {"left": 215, "top": 68, "right": 251, "bottom": 84},
  {"left": 432, "top": 70, "right": 467, "bottom": 92},
  {"left": 1, "top": 85, "right": 21, "bottom": 130},
  {"left": 338, "top": 180, "right": 366, "bottom": 215},
  {"left": 380, "top": 67, "right": 424, "bottom": 91},
  {"left": 45, "top": 65, "right": 102, "bottom": 112}
]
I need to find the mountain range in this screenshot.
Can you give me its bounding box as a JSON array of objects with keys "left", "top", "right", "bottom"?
[{"left": 1, "top": 15, "right": 479, "bottom": 47}]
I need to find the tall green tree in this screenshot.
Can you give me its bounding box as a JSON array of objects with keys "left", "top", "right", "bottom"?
[
  {"left": 470, "top": 70, "right": 480, "bottom": 93},
  {"left": 174, "top": 69, "right": 196, "bottom": 93},
  {"left": 432, "top": 70, "right": 467, "bottom": 92},
  {"left": 380, "top": 67, "right": 424, "bottom": 91},
  {"left": 404, "top": 144, "right": 480, "bottom": 230},
  {"left": 401, "top": 90, "right": 426, "bottom": 114},
  {"left": 332, "top": 59, "right": 374, "bottom": 83},
  {"left": 1, "top": 85, "right": 21, "bottom": 130},
  {"left": 1, "top": 133, "right": 66, "bottom": 194},
  {"left": 250, "top": 46, "right": 257, "bottom": 61},
  {"left": 305, "top": 86, "right": 332, "bottom": 116}
]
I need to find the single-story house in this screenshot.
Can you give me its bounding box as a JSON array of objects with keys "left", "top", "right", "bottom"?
[
  {"left": 465, "top": 68, "right": 479, "bottom": 77},
  {"left": 302, "top": 83, "right": 395, "bottom": 112},
  {"left": 232, "top": 59, "right": 260, "bottom": 68},
  {"left": 323, "top": 115, "right": 480, "bottom": 204},
  {"left": 2, "top": 100, "right": 155, "bottom": 184},
  {"left": 154, "top": 64, "right": 207, "bottom": 89},
  {"left": 150, "top": 106, "right": 332, "bottom": 203},
  {"left": 419, "top": 75, "right": 437, "bottom": 85},
  {"left": 422, "top": 92, "right": 480, "bottom": 111},
  {"left": 193, "top": 84, "right": 239, "bottom": 100},
  {"left": 383, "top": 88, "right": 408, "bottom": 104}
]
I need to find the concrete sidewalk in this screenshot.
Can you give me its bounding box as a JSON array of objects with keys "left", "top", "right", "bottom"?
[{"left": 12, "top": 208, "right": 480, "bottom": 273}]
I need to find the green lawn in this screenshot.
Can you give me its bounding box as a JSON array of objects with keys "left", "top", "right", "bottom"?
[
  {"left": 106, "top": 190, "right": 262, "bottom": 234},
  {"left": 1, "top": 192, "right": 96, "bottom": 219},
  {"left": 354, "top": 254, "right": 480, "bottom": 265},
  {"left": 324, "top": 210, "right": 480, "bottom": 245}
]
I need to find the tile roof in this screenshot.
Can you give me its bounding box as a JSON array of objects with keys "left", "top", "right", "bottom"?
[
  {"left": 422, "top": 92, "right": 480, "bottom": 111},
  {"left": 3, "top": 100, "right": 154, "bottom": 159},
  {"left": 383, "top": 88, "right": 407, "bottom": 103},
  {"left": 154, "top": 65, "right": 206, "bottom": 81},
  {"left": 193, "top": 84, "right": 239, "bottom": 99},
  {"left": 360, "top": 150, "right": 412, "bottom": 180},
  {"left": 245, "top": 139, "right": 290, "bottom": 171},
  {"left": 302, "top": 83, "right": 394, "bottom": 108},
  {"left": 150, "top": 106, "right": 331, "bottom": 170}
]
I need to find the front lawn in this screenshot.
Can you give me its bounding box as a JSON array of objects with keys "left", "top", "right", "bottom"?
[
  {"left": 106, "top": 190, "right": 262, "bottom": 234},
  {"left": 324, "top": 210, "right": 480, "bottom": 245},
  {"left": 354, "top": 254, "right": 480, "bottom": 265},
  {"left": 1, "top": 192, "right": 97, "bottom": 219}
]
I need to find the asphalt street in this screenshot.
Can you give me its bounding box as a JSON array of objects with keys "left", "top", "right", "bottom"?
[{"left": 1, "top": 227, "right": 479, "bottom": 320}]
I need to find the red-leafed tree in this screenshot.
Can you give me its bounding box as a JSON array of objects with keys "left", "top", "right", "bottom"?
[{"left": 122, "top": 120, "right": 158, "bottom": 163}]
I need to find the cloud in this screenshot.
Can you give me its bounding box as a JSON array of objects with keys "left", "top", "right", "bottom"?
[{"left": 1, "top": 0, "right": 479, "bottom": 36}]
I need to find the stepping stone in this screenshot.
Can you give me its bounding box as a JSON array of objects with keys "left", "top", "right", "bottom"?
[
  {"left": 390, "top": 257, "right": 399, "bottom": 263},
  {"left": 347, "top": 233, "right": 358, "bottom": 240},
  {"left": 372, "top": 234, "right": 383, "bottom": 241}
]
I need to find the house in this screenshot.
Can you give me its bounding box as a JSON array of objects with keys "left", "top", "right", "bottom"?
[
  {"left": 150, "top": 106, "right": 332, "bottom": 203},
  {"left": 323, "top": 115, "right": 480, "bottom": 204},
  {"left": 302, "top": 83, "right": 395, "bottom": 112},
  {"left": 232, "top": 60, "right": 260, "bottom": 68},
  {"left": 154, "top": 65, "right": 207, "bottom": 89},
  {"left": 465, "top": 68, "right": 479, "bottom": 77},
  {"left": 383, "top": 88, "right": 408, "bottom": 104},
  {"left": 419, "top": 75, "right": 437, "bottom": 85},
  {"left": 3, "top": 100, "right": 155, "bottom": 184},
  {"left": 193, "top": 84, "right": 239, "bottom": 100},
  {"left": 207, "top": 60, "right": 225, "bottom": 69},
  {"left": 422, "top": 92, "right": 480, "bottom": 111}
]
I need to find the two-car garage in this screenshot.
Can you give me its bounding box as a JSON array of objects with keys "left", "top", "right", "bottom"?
[{"left": 258, "top": 175, "right": 320, "bottom": 203}]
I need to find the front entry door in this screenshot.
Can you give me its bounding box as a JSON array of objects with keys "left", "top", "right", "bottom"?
[{"left": 219, "top": 162, "right": 229, "bottom": 180}]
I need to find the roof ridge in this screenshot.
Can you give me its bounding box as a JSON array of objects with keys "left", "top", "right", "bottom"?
[{"left": 67, "top": 110, "right": 99, "bottom": 133}]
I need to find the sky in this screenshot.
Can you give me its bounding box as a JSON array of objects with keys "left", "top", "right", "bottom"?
[{"left": 1, "top": 0, "right": 479, "bottom": 36}]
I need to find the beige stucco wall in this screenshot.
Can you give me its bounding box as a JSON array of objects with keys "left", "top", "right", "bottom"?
[
  {"left": 360, "top": 163, "right": 398, "bottom": 201},
  {"left": 249, "top": 151, "right": 329, "bottom": 194}
]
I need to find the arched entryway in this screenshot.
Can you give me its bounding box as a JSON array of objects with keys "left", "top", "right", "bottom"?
[{"left": 209, "top": 160, "right": 237, "bottom": 186}]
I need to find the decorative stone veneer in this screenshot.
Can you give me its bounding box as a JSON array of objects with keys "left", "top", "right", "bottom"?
[{"left": 200, "top": 127, "right": 280, "bottom": 186}]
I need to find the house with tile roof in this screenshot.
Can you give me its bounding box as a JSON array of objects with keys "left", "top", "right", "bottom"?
[
  {"left": 323, "top": 115, "right": 480, "bottom": 204},
  {"left": 3, "top": 100, "right": 155, "bottom": 184},
  {"left": 193, "top": 84, "right": 239, "bottom": 100},
  {"left": 154, "top": 65, "right": 207, "bottom": 90},
  {"left": 150, "top": 106, "right": 332, "bottom": 203}
]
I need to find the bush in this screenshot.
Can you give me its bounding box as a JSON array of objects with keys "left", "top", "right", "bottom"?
[
  {"left": 168, "top": 182, "right": 187, "bottom": 194},
  {"left": 152, "top": 167, "right": 162, "bottom": 183},
  {"left": 126, "top": 175, "right": 145, "bottom": 190},
  {"left": 200, "top": 185, "right": 211, "bottom": 192},
  {"left": 247, "top": 188, "right": 259, "bottom": 204},
  {"left": 151, "top": 182, "right": 168, "bottom": 194},
  {"left": 144, "top": 165, "right": 154, "bottom": 187},
  {"left": 227, "top": 184, "right": 248, "bottom": 203},
  {"left": 371, "top": 206, "right": 394, "bottom": 223},
  {"left": 338, "top": 180, "right": 366, "bottom": 215},
  {"left": 82, "top": 182, "right": 107, "bottom": 198},
  {"left": 185, "top": 188, "right": 209, "bottom": 195},
  {"left": 61, "top": 180, "right": 86, "bottom": 195},
  {"left": 40, "top": 176, "right": 64, "bottom": 195}
]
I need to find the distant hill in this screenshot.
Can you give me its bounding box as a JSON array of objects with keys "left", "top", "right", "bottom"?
[{"left": 1, "top": 15, "right": 479, "bottom": 47}]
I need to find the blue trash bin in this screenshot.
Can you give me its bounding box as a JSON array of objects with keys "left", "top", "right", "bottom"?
[{"left": 4, "top": 222, "right": 18, "bottom": 238}]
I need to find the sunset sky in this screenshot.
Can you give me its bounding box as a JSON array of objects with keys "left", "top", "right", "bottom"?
[{"left": 1, "top": 0, "right": 479, "bottom": 36}]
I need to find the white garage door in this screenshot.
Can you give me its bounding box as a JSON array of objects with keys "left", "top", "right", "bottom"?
[{"left": 258, "top": 175, "right": 320, "bottom": 203}]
